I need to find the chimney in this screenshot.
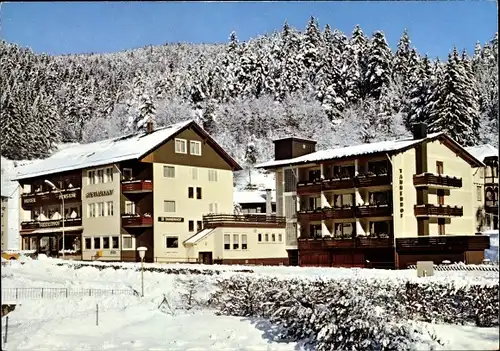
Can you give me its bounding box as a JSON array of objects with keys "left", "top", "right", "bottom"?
[
  {"left": 146, "top": 119, "right": 154, "bottom": 134},
  {"left": 412, "top": 122, "right": 428, "bottom": 140},
  {"left": 265, "top": 188, "right": 273, "bottom": 215}
]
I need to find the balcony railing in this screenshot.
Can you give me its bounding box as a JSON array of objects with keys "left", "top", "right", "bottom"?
[
  {"left": 413, "top": 173, "right": 462, "bottom": 188},
  {"left": 297, "top": 204, "right": 392, "bottom": 222},
  {"left": 121, "top": 214, "right": 153, "bottom": 227},
  {"left": 414, "top": 204, "right": 463, "bottom": 217},
  {"left": 21, "top": 217, "right": 83, "bottom": 230},
  {"left": 296, "top": 173, "right": 391, "bottom": 195},
  {"left": 202, "top": 214, "right": 286, "bottom": 228},
  {"left": 298, "top": 236, "right": 393, "bottom": 250},
  {"left": 21, "top": 188, "right": 82, "bottom": 208},
  {"left": 121, "top": 180, "right": 153, "bottom": 193},
  {"left": 356, "top": 204, "right": 392, "bottom": 218},
  {"left": 396, "top": 235, "right": 489, "bottom": 252}
]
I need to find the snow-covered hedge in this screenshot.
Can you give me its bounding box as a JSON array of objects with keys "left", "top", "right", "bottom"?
[{"left": 209, "top": 275, "right": 498, "bottom": 350}]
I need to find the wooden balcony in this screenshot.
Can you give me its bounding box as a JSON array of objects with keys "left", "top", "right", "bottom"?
[
  {"left": 121, "top": 180, "right": 153, "bottom": 193},
  {"left": 297, "top": 210, "right": 323, "bottom": 222},
  {"left": 21, "top": 217, "right": 82, "bottom": 230},
  {"left": 202, "top": 214, "right": 286, "bottom": 229},
  {"left": 323, "top": 207, "right": 356, "bottom": 220},
  {"left": 298, "top": 236, "right": 393, "bottom": 250},
  {"left": 121, "top": 215, "right": 153, "bottom": 228},
  {"left": 485, "top": 200, "right": 498, "bottom": 214},
  {"left": 354, "top": 174, "right": 391, "bottom": 188},
  {"left": 414, "top": 204, "right": 463, "bottom": 217},
  {"left": 296, "top": 181, "right": 322, "bottom": 195},
  {"left": 413, "top": 173, "right": 462, "bottom": 188},
  {"left": 21, "top": 188, "right": 81, "bottom": 209},
  {"left": 396, "top": 235, "right": 489, "bottom": 252},
  {"left": 356, "top": 204, "right": 393, "bottom": 218},
  {"left": 322, "top": 178, "right": 355, "bottom": 191}
]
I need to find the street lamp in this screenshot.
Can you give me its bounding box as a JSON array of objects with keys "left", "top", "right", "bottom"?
[
  {"left": 45, "top": 180, "right": 65, "bottom": 259},
  {"left": 137, "top": 246, "right": 148, "bottom": 297}
]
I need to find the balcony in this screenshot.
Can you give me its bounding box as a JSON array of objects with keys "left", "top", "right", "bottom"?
[
  {"left": 298, "top": 236, "right": 393, "bottom": 250},
  {"left": 121, "top": 214, "right": 153, "bottom": 228},
  {"left": 297, "top": 173, "right": 391, "bottom": 196},
  {"left": 414, "top": 204, "right": 463, "bottom": 217},
  {"left": 21, "top": 217, "right": 82, "bottom": 230},
  {"left": 356, "top": 204, "right": 393, "bottom": 218},
  {"left": 396, "top": 235, "right": 489, "bottom": 252},
  {"left": 202, "top": 214, "right": 286, "bottom": 229},
  {"left": 121, "top": 180, "right": 153, "bottom": 194},
  {"left": 296, "top": 181, "right": 322, "bottom": 195},
  {"left": 323, "top": 207, "right": 356, "bottom": 220},
  {"left": 413, "top": 173, "right": 462, "bottom": 188},
  {"left": 354, "top": 173, "right": 391, "bottom": 188},
  {"left": 322, "top": 178, "right": 355, "bottom": 191},
  {"left": 297, "top": 209, "right": 324, "bottom": 222},
  {"left": 21, "top": 188, "right": 82, "bottom": 208},
  {"left": 485, "top": 200, "right": 498, "bottom": 214}
]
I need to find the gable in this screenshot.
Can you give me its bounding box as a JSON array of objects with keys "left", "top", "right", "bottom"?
[{"left": 140, "top": 125, "right": 240, "bottom": 170}]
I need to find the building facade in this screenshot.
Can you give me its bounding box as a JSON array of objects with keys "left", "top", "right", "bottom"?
[
  {"left": 256, "top": 124, "right": 490, "bottom": 269},
  {"left": 14, "top": 120, "right": 287, "bottom": 265},
  {"left": 466, "top": 144, "right": 499, "bottom": 231},
  {"left": 1, "top": 195, "right": 8, "bottom": 251}
]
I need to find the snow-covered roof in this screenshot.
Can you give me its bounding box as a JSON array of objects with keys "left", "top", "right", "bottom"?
[
  {"left": 256, "top": 133, "right": 443, "bottom": 169},
  {"left": 13, "top": 120, "right": 242, "bottom": 181},
  {"left": 465, "top": 144, "right": 498, "bottom": 162},
  {"left": 184, "top": 228, "right": 214, "bottom": 245},
  {"left": 233, "top": 190, "right": 276, "bottom": 204}
]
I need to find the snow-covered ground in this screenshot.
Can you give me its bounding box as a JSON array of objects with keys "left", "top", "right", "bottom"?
[{"left": 1, "top": 259, "right": 499, "bottom": 350}]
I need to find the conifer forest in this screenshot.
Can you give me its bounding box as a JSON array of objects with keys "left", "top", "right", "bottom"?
[{"left": 0, "top": 18, "right": 498, "bottom": 167}]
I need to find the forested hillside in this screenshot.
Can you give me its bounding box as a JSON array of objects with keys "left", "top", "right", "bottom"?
[{"left": 0, "top": 18, "right": 498, "bottom": 169}]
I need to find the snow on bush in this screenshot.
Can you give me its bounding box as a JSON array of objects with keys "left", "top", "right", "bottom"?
[{"left": 209, "top": 275, "right": 498, "bottom": 350}]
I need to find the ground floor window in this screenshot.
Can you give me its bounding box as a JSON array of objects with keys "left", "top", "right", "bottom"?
[
  {"left": 122, "top": 235, "right": 134, "bottom": 250},
  {"left": 224, "top": 234, "right": 230, "bottom": 250},
  {"left": 165, "top": 236, "right": 178, "bottom": 248},
  {"left": 85, "top": 238, "right": 91, "bottom": 250},
  {"left": 242, "top": 234, "right": 247, "bottom": 249}
]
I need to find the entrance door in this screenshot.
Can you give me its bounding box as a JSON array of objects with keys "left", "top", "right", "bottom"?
[{"left": 198, "top": 252, "right": 213, "bottom": 265}]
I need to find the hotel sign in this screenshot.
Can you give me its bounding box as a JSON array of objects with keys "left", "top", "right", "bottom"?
[
  {"left": 23, "top": 197, "right": 37, "bottom": 205},
  {"left": 58, "top": 192, "right": 77, "bottom": 200},
  {"left": 86, "top": 189, "right": 114, "bottom": 198},
  {"left": 158, "top": 217, "right": 184, "bottom": 223}
]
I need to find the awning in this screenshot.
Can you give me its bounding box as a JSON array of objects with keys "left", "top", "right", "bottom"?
[{"left": 21, "top": 226, "right": 83, "bottom": 236}]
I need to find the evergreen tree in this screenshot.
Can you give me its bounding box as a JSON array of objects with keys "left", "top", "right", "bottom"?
[
  {"left": 406, "top": 55, "right": 434, "bottom": 129},
  {"left": 364, "top": 31, "right": 393, "bottom": 99}
]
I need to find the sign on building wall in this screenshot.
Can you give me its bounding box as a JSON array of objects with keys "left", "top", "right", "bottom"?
[
  {"left": 399, "top": 169, "right": 404, "bottom": 218},
  {"left": 85, "top": 190, "right": 114, "bottom": 198},
  {"left": 158, "top": 217, "right": 184, "bottom": 223}
]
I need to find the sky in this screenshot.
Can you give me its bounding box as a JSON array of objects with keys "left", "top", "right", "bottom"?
[{"left": 1, "top": 1, "right": 498, "bottom": 59}]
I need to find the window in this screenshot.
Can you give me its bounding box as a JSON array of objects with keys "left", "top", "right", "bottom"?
[
  {"left": 97, "top": 202, "right": 105, "bottom": 217},
  {"left": 188, "top": 187, "right": 194, "bottom": 199},
  {"left": 166, "top": 237, "right": 179, "bottom": 248},
  {"left": 436, "top": 161, "right": 444, "bottom": 175},
  {"left": 103, "top": 237, "right": 110, "bottom": 249},
  {"left": 278, "top": 233, "right": 283, "bottom": 242},
  {"left": 437, "top": 189, "right": 445, "bottom": 206},
  {"left": 196, "top": 187, "right": 202, "bottom": 199},
  {"left": 88, "top": 203, "right": 96, "bottom": 218},
  {"left": 224, "top": 234, "right": 230, "bottom": 250},
  {"left": 197, "top": 221, "right": 203, "bottom": 231},
  {"left": 191, "top": 167, "right": 198, "bottom": 180},
  {"left": 209, "top": 203, "right": 218, "bottom": 213},
  {"left": 164, "top": 200, "right": 175, "bottom": 212},
  {"left": 85, "top": 238, "right": 91, "bottom": 250},
  {"left": 106, "top": 201, "right": 114, "bottom": 216},
  {"left": 233, "top": 234, "right": 239, "bottom": 249},
  {"left": 477, "top": 186, "right": 482, "bottom": 201},
  {"left": 163, "top": 166, "right": 175, "bottom": 178},
  {"left": 97, "top": 169, "right": 105, "bottom": 184},
  {"left": 122, "top": 236, "right": 134, "bottom": 250},
  {"left": 258, "top": 233, "right": 262, "bottom": 242},
  {"left": 188, "top": 220, "right": 194, "bottom": 232},
  {"left": 190, "top": 140, "right": 202, "bottom": 156},
  {"left": 88, "top": 170, "right": 96, "bottom": 185},
  {"left": 242, "top": 234, "right": 248, "bottom": 249},
  {"left": 111, "top": 236, "right": 119, "bottom": 249},
  {"left": 175, "top": 138, "right": 187, "bottom": 154},
  {"left": 265, "top": 233, "right": 269, "bottom": 242},
  {"left": 123, "top": 168, "right": 133, "bottom": 180},
  {"left": 94, "top": 237, "right": 101, "bottom": 250},
  {"left": 208, "top": 169, "right": 218, "bottom": 182},
  {"left": 106, "top": 168, "right": 114, "bottom": 182},
  {"left": 438, "top": 218, "right": 445, "bottom": 235},
  {"left": 272, "top": 233, "right": 276, "bottom": 242},
  {"left": 125, "top": 201, "right": 135, "bottom": 215}
]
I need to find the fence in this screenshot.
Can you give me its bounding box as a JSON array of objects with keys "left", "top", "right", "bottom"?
[
  {"left": 407, "top": 264, "right": 499, "bottom": 272},
  {"left": 1, "top": 287, "right": 137, "bottom": 301}
]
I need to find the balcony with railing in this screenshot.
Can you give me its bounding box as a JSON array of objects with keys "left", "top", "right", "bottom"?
[
  {"left": 414, "top": 204, "right": 463, "bottom": 217},
  {"left": 21, "top": 188, "right": 82, "bottom": 209},
  {"left": 356, "top": 204, "right": 393, "bottom": 218},
  {"left": 202, "top": 214, "right": 286, "bottom": 229},
  {"left": 396, "top": 235, "right": 489, "bottom": 252},
  {"left": 413, "top": 173, "right": 462, "bottom": 188},
  {"left": 121, "top": 214, "right": 153, "bottom": 228},
  {"left": 298, "top": 235, "right": 393, "bottom": 250},
  {"left": 21, "top": 217, "right": 83, "bottom": 230},
  {"left": 296, "top": 173, "right": 392, "bottom": 196},
  {"left": 121, "top": 180, "right": 153, "bottom": 193}
]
